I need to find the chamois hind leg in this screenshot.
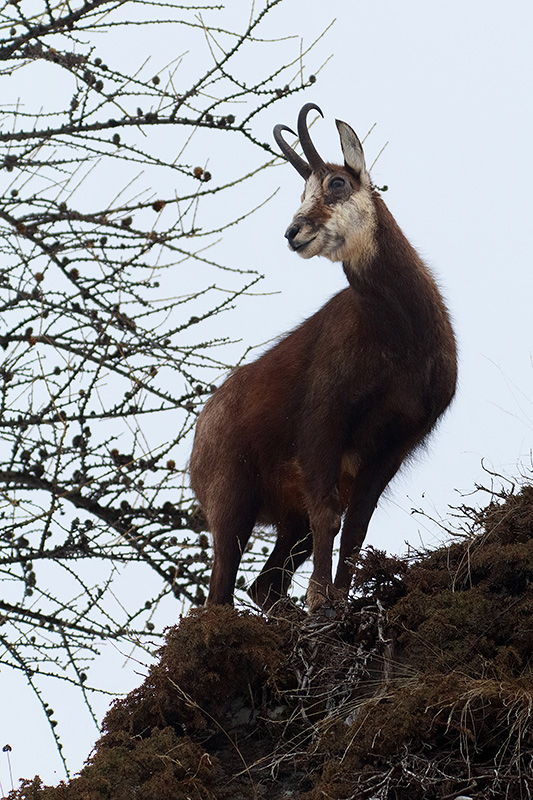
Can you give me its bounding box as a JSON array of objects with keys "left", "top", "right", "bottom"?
[
  {"left": 248, "top": 513, "right": 312, "bottom": 611},
  {"left": 206, "top": 494, "right": 259, "bottom": 607},
  {"left": 334, "top": 450, "right": 406, "bottom": 593}
]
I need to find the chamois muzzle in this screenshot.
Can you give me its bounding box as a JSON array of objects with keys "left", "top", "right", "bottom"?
[
  {"left": 284, "top": 219, "right": 317, "bottom": 254},
  {"left": 285, "top": 223, "right": 301, "bottom": 249}
]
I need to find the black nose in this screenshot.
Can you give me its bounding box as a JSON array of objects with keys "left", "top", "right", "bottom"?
[{"left": 285, "top": 223, "right": 300, "bottom": 244}]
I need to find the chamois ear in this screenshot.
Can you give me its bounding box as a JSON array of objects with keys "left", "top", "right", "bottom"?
[{"left": 335, "top": 119, "right": 367, "bottom": 177}]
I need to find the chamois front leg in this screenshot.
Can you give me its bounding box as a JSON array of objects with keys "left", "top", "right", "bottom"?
[
  {"left": 334, "top": 449, "right": 406, "bottom": 592},
  {"left": 299, "top": 411, "right": 347, "bottom": 611},
  {"left": 306, "top": 490, "right": 344, "bottom": 612}
]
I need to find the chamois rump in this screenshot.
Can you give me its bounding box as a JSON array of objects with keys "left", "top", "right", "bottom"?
[{"left": 190, "top": 103, "right": 457, "bottom": 612}]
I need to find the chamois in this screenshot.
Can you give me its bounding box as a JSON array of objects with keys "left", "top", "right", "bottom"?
[{"left": 190, "top": 103, "right": 457, "bottom": 612}]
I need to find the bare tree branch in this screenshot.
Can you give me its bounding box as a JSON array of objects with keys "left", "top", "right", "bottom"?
[{"left": 0, "top": 0, "right": 323, "bottom": 771}]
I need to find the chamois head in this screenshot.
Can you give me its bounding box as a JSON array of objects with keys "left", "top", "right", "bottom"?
[{"left": 274, "top": 103, "right": 376, "bottom": 265}]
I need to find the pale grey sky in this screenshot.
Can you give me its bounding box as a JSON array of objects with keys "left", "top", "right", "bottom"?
[{"left": 2, "top": 0, "right": 532, "bottom": 786}]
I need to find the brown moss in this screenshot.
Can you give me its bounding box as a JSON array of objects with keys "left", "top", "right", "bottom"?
[
  {"left": 102, "top": 605, "right": 290, "bottom": 739},
  {"left": 10, "top": 482, "right": 533, "bottom": 800},
  {"left": 392, "top": 502, "right": 533, "bottom": 678},
  {"left": 8, "top": 730, "right": 217, "bottom": 799},
  {"left": 10, "top": 607, "right": 291, "bottom": 800},
  {"left": 477, "top": 483, "right": 533, "bottom": 545}
]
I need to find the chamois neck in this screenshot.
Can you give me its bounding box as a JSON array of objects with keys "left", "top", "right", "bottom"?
[
  {"left": 343, "top": 194, "right": 448, "bottom": 356},
  {"left": 343, "top": 194, "right": 423, "bottom": 284}
]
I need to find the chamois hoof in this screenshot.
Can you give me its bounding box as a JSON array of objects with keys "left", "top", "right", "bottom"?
[{"left": 306, "top": 582, "right": 345, "bottom": 614}]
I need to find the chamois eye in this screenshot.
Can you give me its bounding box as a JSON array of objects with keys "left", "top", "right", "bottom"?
[{"left": 329, "top": 176, "right": 346, "bottom": 190}]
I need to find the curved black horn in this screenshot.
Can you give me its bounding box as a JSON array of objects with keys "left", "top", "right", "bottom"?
[
  {"left": 273, "top": 123, "right": 311, "bottom": 180},
  {"left": 297, "top": 103, "right": 326, "bottom": 174}
]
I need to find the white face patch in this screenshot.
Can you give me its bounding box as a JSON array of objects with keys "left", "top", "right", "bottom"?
[
  {"left": 286, "top": 170, "right": 377, "bottom": 266},
  {"left": 321, "top": 190, "right": 377, "bottom": 264},
  {"left": 296, "top": 174, "right": 323, "bottom": 218}
]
